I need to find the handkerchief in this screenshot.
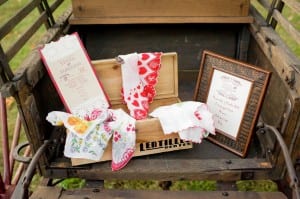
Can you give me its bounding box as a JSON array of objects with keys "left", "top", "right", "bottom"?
[
  {"left": 149, "top": 101, "right": 215, "bottom": 143},
  {"left": 118, "top": 52, "right": 162, "bottom": 120},
  {"left": 109, "top": 109, "right": 136, "bottom": 171},
  {"left": 46, "top": 108, "right": 136, "bottom": 171}
]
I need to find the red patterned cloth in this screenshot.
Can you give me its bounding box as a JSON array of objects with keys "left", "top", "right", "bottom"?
[{"left": 119, "top": 52, "right": 162, "bottom": 120}]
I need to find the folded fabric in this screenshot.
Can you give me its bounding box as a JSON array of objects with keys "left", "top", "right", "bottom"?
[
  {"left": 149, "top": 101, "right": 215, "bottom": 143},
  {"left": 118, "top": 52, "right": 162, "bottom": 120},
  {"left": 46, "top": 108, "right": 136, "bottom": 171}
]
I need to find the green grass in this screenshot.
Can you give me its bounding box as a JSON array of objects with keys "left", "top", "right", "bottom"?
[
  {"left": 0, "top": 0, "right": 71, "bottom": 71},
  {"left": 251, "top": 0, "right": 300, "bottom": 58},
  {"left": 104, "top": 180, "right": 217, "bottom": 191},
  {"left": 57, "top": 179, "right": 277, "bottom": 192},
  {"left": 236, "top": 180, "right": 278, "bottom": 192},
  {"left": 276, "top": 5, "right": 300, "bottom": 57},
  {"left": 0, "top": 0, "right": 71, "bottom": 187}
]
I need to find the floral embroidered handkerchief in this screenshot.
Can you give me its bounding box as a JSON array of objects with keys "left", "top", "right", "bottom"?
[{"left": 46, "top": 108, "right": 136, "bottom": 171}]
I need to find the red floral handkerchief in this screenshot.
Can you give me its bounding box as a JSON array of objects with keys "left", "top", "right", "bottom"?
[{"left": 119, "top": 52, "right": 162, "bottom": 120}]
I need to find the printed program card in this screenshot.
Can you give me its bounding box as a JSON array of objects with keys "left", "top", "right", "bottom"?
[
  {"left": 40, "top": 33, "right": 110, "bottom": 116},
  {"left": 206, "top": 69, "right": 253, "bottom": 140}
]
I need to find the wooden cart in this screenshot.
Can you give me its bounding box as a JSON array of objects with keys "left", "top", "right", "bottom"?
[{"left": 0, "top": 0, "right": 299, "bottom": 198}]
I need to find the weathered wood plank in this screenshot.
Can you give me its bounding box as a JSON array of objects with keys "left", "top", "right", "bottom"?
[
  {"left": 10, "top": 8, "right": 72, "bottom": 176},
  {"left": 249, "top": 6, "right": 268, "bottom": 27},
  {"left": 6, "top": 12, "right": 47, "bottom": 61},
  {"left": 81, "top": 23, "right": 239, "bottom": 69},
  {"left": 256, "top": 0, "right": 271, "bottom": 10},
  {"left": 69, "top": 16, "right": 254, "bottom": 25},
  {"left": 247, "top": 40, "right": 288, "bottom": 127},
  {"left": 30, "top": 186, "right": 62, "bottom": 199},
  {"left": 0, "top": 0, "right": 41, "bottom": 40},
  {"left": 30, "top": 187, "right": 287, "bottom": 199},
  {"left": 0, "top": 46, "right": 13, "bottom": 82},
  {"left": 282, "top": 0, "right": 300, "bottom": 14},
  {"left": 49, "top": 0, "right": 64, "bottom": 12},
  {"left": 48, "top": 153, "right": 272, "bottom": 180},
  {"left": 72, "top": 0, "right": 250, "bottom": 18},
  {"left": 22, "top": 7, "right": 72, "bottom": 87},
  {"left": 272, "top": 9, "right": 300, "bottom": 45},
  {"left": 0, "top": 0, "right": 7, "bottom": 6},
  {"left": 249, "top": 22, "right": 300, "bottom": 97}
]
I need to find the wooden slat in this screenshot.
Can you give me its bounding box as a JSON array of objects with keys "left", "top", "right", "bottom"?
[
  {"left": 30, "top": 187, "right": 287, "bottom": 199},
  {"left": 23, "top": 7, "right": 72, "bottom": 87},
  {"left": 6, "top": 12, "right": 48, "bottom": 61},
  {"left": 69, "top": 16, "right": 254, "bottom": 24},
  {"left": 282, "top": 0, "right": 300, "bottom": 14},
  {"left": 0, "top": 0, "right": 41, "bottom": 40},
  {"left": 48, "top": 157, "right": 272, "bottom": 180},
  {"left": 249, "top": 17, "right": 300, "bottom": 97},
  {"left": 30, "top": 186, "right": 63, "bottom": 199},
  {"left": 11, "top": 8, "right": 71, "bottom": 168},
  {"left": 250, "top": 6, "right": 268, "bottom": 27},
  {"left": 272, "top": 9, "right": 300, "bottom": 45},
  {"left": 0, "top": 0, "right": 7, "bottom": 6},
  {"left": 72, "top": 0, "right": 250, "bottom": 18},
  {"left": 257, "top": 0, "right": 271, "bottom": 10},
  {"left": 0, "top": 46, "right": 13, "bottom": 81},
  {"left": 49, "top": 0, "right": 64, "bottom": 12}
]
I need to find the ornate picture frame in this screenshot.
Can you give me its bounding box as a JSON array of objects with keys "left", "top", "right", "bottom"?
[{"left": 194, "top": 50, "right": 271, "bottom": 157}]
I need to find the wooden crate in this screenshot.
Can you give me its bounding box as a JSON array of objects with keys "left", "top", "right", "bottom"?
[
  {"left": 70, "top": 0, "right": 252, "bottom": 24},
  {"left": 72, "top": 52, "right": 192, "bottom": 166}
]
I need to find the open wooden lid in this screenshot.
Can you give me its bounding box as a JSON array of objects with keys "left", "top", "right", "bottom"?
[{"left": 92, "top": 52, "right": 178, "bottom": 105}]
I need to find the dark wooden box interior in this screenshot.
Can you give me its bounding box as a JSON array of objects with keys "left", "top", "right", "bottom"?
[{"left": 29, "top": 23, "right": 290, "bottom": 181}]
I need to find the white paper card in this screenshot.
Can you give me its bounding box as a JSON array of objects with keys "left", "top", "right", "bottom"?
[
  {"left": 206, "top": 69, "right": 252, "bottom": 139},
  {"left": 40, "top": 33, "right": 110, "bottom": 116}
]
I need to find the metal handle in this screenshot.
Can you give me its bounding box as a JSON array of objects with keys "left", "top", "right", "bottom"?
[
  {"left": 13, "top": 142, "right": 31, "bottom": 164},
  {"left": 262, "top": 124, "right": 300, "bottom": 199},
  {"left": 11, "top": 140, "right": 50, "bottom": 199}
]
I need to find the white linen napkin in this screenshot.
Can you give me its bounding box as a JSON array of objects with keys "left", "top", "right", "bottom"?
[{"left": 149, "top": 101, "right": 215, "bottom": 143}]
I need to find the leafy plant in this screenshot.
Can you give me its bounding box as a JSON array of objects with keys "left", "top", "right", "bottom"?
[{"left": 58, "top": 178, "right": 86, "bottom": 190}]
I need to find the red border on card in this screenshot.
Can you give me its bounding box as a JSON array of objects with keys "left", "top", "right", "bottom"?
[
  {"left": 73, "top": 32, "right": 111, "bottom": 108},
  {"left": 39, "top": 32, "right": 111, "bottom": 113}
]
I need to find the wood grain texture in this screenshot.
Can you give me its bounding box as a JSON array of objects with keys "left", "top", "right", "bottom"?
[
  {"left": 69, "top": 15, "right": 254, "bottom": 24},
  {"left": 72, "top": 0, "right": 250, "bottom": 18},
  {"left": 30, "top": 187, "right": 287, "bottom": 199},
  {"left": 69, "top": 0, "right": 252, "bottom": 24},
  {"left": 272, "top": 9, "right": 300, "bottom": 45},
  {"left": 92, "top": 52, "right": 178, "bottom": 104},
  {"left": 72, "top": 52, "right": 192, "bottom": 166}
]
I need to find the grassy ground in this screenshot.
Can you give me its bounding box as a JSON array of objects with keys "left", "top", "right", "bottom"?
[{"left": 0, "top": 0, "right": 299, "bottom": 193}]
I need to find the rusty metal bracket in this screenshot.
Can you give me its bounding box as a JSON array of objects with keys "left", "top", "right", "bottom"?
[
  {"left": 279, "top": 99, "right": 293, "bottom": 135},
  {"left": 256, "top": 98, "right": 293, "bottom": 160},
  {"left": 256, "top": 125, "right": 275, "bottom": 160},
  {"left": 259, "top": 123, "right": 300, "bottom": 199},
  {"left": 11, "top": 140, "right": 51, "bottom": 199},
  {"left": 13, "top": 142, "right": 31, "bottom": 164}
]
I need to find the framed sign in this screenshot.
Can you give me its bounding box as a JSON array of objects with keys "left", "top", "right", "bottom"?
[{"left": 194, "top": 50, "right": 271, "bottom": 157}]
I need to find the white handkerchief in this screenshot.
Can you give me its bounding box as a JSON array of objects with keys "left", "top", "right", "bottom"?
[{"left": 149, "top": 101, "right": 215, "bottom": 143}]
